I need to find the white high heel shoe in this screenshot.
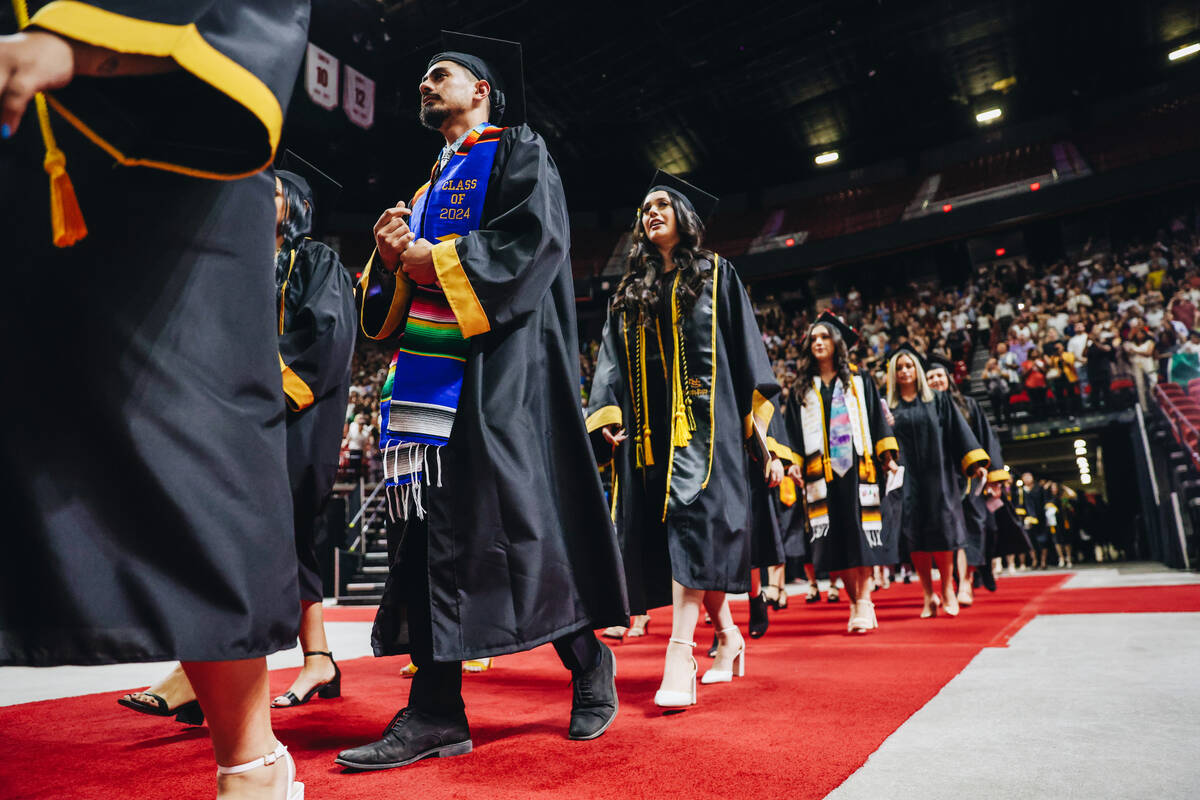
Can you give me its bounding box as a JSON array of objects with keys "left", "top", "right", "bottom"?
[
  {"left": 216, "top": 742, "right": 303, "bottom": 800},
  {"left": 700, "top": 625, "right": 745, "bottom": 684},
  {"left": 849, "top": 600, "right": 877, "bottom": 633},
  {"left": 653, "top": 638, "right": 698, "bottom": 707}
]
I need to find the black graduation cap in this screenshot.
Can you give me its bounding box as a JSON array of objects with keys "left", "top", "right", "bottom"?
[
  {"left": 890, "top": 341, "right": 927, "bottom": 371},
  {"left": 644, "top": 170, "right": 719, "bottom": 224},
  {"left": 810, "top": 309, "right": 859, "bottom": 347},
  {"left": 925, "top": 351, "right": 954, "bottom": 375},
  {"left": 429, "top": 31, "right": 525, "bottom": 125},
  {"left": 277, "top": 150, "right": 342, "bottom": 238}
]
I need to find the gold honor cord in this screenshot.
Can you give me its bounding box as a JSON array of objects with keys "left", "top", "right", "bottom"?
[{"left": 13, "top": 0, "right": 87, "bottom": 246}]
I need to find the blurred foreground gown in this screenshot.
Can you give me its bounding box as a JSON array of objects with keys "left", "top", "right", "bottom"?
[{"left": 0, "top": 0, "right": 310, "bottom": 665}]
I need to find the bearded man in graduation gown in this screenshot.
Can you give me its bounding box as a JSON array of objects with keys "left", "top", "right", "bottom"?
[{"left": 335, "top": 33, "right": 628, "bottom": 771}]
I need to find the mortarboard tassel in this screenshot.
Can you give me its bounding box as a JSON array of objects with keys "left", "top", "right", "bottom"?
[{"left": 13, "top": 0, "right": 87, "bottom": 247}]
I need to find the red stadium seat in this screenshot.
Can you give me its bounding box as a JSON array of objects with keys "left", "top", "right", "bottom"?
[{"left": 1162, "top": 382, "right": 1184, "bottom": 396}]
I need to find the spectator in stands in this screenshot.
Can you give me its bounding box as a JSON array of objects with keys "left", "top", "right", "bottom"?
[
  {"left": 1124, "top": 326, "right": 1157, "bottom": 409},
  {"left": 982, "top": 358, "right": 1011, "bottom": 424},
  {"left": 1021, "top": 347, "right": 1050, "bottom": 421},
  {"left": 1047, "top": 342, "right": 1081, "bottom": 418}
]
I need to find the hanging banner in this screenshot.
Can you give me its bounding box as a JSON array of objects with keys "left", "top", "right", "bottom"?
[
  {"left": 343, "top": 65, "right": 376, "bottom": 129},
  {"left": 305, "top": 43, "right": 339, "bottom": 110}
]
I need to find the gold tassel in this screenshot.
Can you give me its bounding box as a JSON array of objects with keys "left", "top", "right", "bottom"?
[
  {"left": 13, "top": 0, "right": 87, "bottom": 247},
  {"left": 669, "top": 274, "right": 691, "bottom": 448},
  {"left": 823, "top": 453, "right": 833, "bottom": 483},
  {"left": 636, "top": 323, "right": 655, "bottom": 466}
]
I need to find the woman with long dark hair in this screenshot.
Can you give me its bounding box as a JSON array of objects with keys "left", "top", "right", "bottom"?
[
  {"left": 782, "top": 312, "right": 898, "bottom": 633},
  {"left": 587, "top": 172, "right": 784, "bottom": 708},
  {"left": 886, "top": 345, "right": 989, "bottom": 618}
]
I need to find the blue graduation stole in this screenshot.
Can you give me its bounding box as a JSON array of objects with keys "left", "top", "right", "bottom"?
[{"left": 380, "top": 124, "right": 504, "bottom": 519}]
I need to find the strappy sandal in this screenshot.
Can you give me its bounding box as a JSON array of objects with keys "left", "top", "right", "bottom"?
[
  {"left": 627, "top": 615, "right": 651, "bottom": 637},
  {"left": 217, "top": 742, "right": 303, "bottom": 799},
  {"left": 272, "top": 651, "right": 341, "bottom": 708},
  {"left": 117, "top": 691, "right": 204, "bottom": 725}
]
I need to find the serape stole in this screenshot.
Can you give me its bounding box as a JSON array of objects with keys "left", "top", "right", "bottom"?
[{"left": 379, "top": 124, "right": 504, "bottom": 519}]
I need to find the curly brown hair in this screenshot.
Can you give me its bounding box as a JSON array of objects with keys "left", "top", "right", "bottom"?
[{"left": 610, "top": 189, "right": 714, "bottom": 325}]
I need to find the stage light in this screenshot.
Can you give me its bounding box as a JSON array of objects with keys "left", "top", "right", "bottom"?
[
  {"left": 995, "top": 248, "right": 1006, "bottom": 257},
  {"left": 1074, "top": 439, "right": 1086, "bottom": 449},
  {"left": 942, "top": 203, "right": 952, "bottom": 213},
  {"left": 815, "top": 151, "right": 840, "bottom": 165},
  {"left": 785, "top": 237, "right": 796, "bottom": 247},
  {"left": 975, "top": 107, "right": 1002, "bottom": 124},
  {"left": 1029, "top": 182, "right": 1041, "bottom": 191},
  {"left": 1169, "top": 43, "right": 1199, "bottom": 62},
  {"left": 1081, "top": 474, "right": 1092, "bottom": 485}
]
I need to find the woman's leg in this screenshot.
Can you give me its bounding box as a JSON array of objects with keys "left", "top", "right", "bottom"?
[
  {"left": 659, "top": 580, "right": 703, "bottom": 695},
  {"left": 274, "top": 600, "right": 337, "bottom": 706},
  {"left": 853, "top": 565, "right": 874, "bottom": 626},
  {"left": 911, "top": 551, "right": 936, "bottom": 615},
  {"left": 701, "top": 592, "right": 744, "bottom": 673},
  {"left": 956, "top": 549, "right": 973, "bottom": 604},
  {"left": 934, "top": 550, "right": 959, "bottom": 614},
  {"left": 182, "top": 659, "right": 291, "bottom": 799}
]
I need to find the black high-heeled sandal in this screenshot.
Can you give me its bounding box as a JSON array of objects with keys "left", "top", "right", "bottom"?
[
  {"left": 117, "top": 692, "right": 205, "bottom": 725},
  {"left": 773, "top": 584, "right": 789, "bottom": 610},
  {"left": 749, "top": 592, "right": 769, "bottom": 638},
  {"left": 272, "top": 651, "right": 342, "bottom": 708}
]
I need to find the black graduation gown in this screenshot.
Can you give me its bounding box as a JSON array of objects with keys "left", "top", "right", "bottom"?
[
  {"left": 783, "top": 373, "right": 898, "bottom": 572},
  {"left": 0, "top": 2, "right": 310, "bottom": 665},
  {"left": 955, "top": 395, "right": 1006, "bottom": 567},
  {"left": 587, "top": 259, "right": 780, "bottom": 613},
  {"left": 750, "top": 409, "right": 789, "bottom": 570},
  {"left": 278, "top": 240, "right": 357, "bottom": 602},
  {"left": 364, "top": 126, "right": 628, "bottom": 661},
  {"left": 893, "top": 391, "right": 989, "bottom": 554}
]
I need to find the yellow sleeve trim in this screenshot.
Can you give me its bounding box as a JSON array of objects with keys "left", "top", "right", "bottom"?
[
  {"left": 961, "top": 448, "right": 990, "bottom": 474},
  {"left": 875, "top": 436, "right": 899, "bottom": 456},
  {"left": 432, "top": 239, "right": 490, "bottom": 338},
  {"left": 280, "top": 354, "right": 314, "bottom": 411},
  {"left": 586, "top": 405, "right": 623, "bottom": 433},
  {"left": 31, "top": 1, "right": 283, "bottom": 180},
  {"left": 359, "top": 249, "right": 413, "bottom": 341},
  {"left": 743, "top": 388, "right": 775, "bottom": 438},
  {"left": 987, "top": 468, "right": 1011, "bottom": 483}
]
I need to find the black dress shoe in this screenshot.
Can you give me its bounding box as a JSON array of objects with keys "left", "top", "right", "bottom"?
[
  {"left": 568, "top": 641, "right": 618, "bottom": 741},
  {"left": 334, "top": 707, "right": 472, "bottom": 771},
  {"left": 977, "top": 564, "right": 997, "bottom": 592}
]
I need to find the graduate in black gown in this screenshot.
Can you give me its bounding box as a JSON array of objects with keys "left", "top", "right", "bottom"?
[
  {"left": 924, "top": 354, "right": 1009, "bottom": 604},
  {"left": 886, "top": 345, "right": 989, "bottom": 618},
  {"left": 782, "top": 312, "right": 899, "bottom": 634},
  {"left": 337, "top": 34, "right": 628, "bottom": 770},
  {"left": 0, "top": 2, "right": 310, "bottom": 796},
  {"left": 116, "top": 160, "right": 358, "bottom": 724},
  {"left": 587, "top": 172, "right": 784, "bottom": 707}
]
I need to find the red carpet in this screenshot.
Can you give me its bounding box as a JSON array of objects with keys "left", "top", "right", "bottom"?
[{"left": 6, "top": 574, "right": 1185, "bottom": 800}]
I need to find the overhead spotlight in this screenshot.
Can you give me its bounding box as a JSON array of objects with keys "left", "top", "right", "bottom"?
[
  {"left": 1074, "top": 439, "right": 1086, "bottom": 448},
  {"left": 1081, "top": 474, "right": 1092, "bottom": 485},
  {"left": 1169, "top": 43, "right": 1200, "bottom": 61},
  {"left": 975, "top": 107, "right": 1002, "bottom": 124},
  {"left": 815, "top": 151, "right": 840, "bottom": 165}
]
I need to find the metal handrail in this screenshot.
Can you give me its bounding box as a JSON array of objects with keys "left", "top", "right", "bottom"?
[{"left": 344, "top": 480, "right": 386, "bottom": 553}]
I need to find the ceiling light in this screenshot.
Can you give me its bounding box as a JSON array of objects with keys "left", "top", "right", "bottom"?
[
  {"left": 815, "top": 151, "right": 839, "bottom": 165},
  {"left": 975, "top": 107, "right": 1002, "bottom": 124},
  {"left": 1074, "top": 439, "right": 1086, "bottom": 448},
  {"left": 1169, "top": 43, "right": 1200, "bottom": 61}
]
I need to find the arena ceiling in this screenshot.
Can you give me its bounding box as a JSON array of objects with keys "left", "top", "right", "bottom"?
[{"left": 298, "top": 0, "right": 1200, "bottom": 219}]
